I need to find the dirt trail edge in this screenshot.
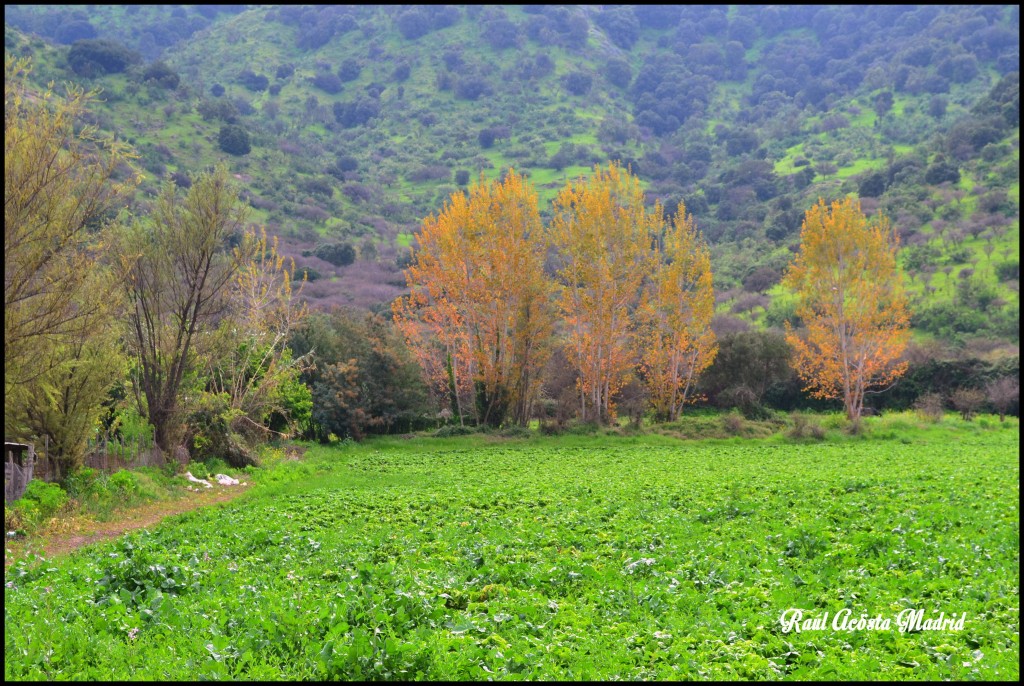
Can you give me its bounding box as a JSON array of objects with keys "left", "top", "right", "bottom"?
[{"left": 5, "top": 484, "right": 252, "bottom": 569}]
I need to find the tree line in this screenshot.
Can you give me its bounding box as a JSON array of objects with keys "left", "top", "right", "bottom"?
[
  {"left": 393, "top": 165, "right": 716, "bottom": 428},
  {"left": 393, "top": 165, "right": 928, "bottom": 429},
  {"left": 6, "top": 57, "right": 311, "bottom": 478}
]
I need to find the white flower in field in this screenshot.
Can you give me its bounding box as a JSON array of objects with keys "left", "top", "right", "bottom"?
[
  {"left": 128, "top": 627, "right": 139, "bottom": 641},
  {"left": 653, "top": 631, "right": 671, "bottom": 640}
]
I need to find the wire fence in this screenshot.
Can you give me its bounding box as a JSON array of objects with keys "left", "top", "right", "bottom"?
[
  {"left": 6, "top": 434, "right": 189, "bottom": 499},
  {"left": 5, "top": 444, "right": 35, "bottom": 502}
]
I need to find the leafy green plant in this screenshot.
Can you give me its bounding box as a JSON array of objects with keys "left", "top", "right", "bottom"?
[
  {"left": 107, "top": 470, "right": 140, "bottom": 498},
  {"left": 20, "top": 480, "right": 69, "bottom": 516},
  {"left": 5, "top": 428, "right": 1017, "bottom": 680},
  {"left": 11, "top": 480, "right": 70, "bottom": 527},
  {"left": 64, "top": 467, "right": 105, "bottom": 500}
]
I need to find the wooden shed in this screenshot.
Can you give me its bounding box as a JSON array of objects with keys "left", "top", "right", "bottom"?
[{"left": 5, "top": 441, "right": 36, "bottom": 502}]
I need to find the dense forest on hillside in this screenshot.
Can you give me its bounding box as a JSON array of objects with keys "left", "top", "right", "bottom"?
[{"left": 4, "top": 5, "right": 1020, "bottom": 460}]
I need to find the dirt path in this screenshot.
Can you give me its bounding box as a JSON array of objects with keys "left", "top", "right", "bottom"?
[{"left": 5, "top": 484, "right": 252, "bottom": 569}]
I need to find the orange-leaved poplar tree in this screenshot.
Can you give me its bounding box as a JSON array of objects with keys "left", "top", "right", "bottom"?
[
  {"left": 638, "top": 201, "right": 717, "bottom": 422},
  {"left": 393, "top": 169, "right": 553, "bottom": 427},
  {"left": 394, "top": 294, "right": 473, "bottom": 425},
  {"left": 783, "top": 197, "right": 910, "bottom": 423},
  {"left": 548, "top": 162, "right": 660, "bottom": 424}
]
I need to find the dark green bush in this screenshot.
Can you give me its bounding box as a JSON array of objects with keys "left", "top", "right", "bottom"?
[
  {"left": 67, "top": 38, "right": 141, "bottom": 76},
  {"left": 433, "top": 424, "right": 475, "bottom": 438},
  {"left": 498, "top": 426, "right": 532, "bottom": 439},
  {"left": 218, "top": 124, "right": 251, "bottom": 155},
  {"left": 314, "top": 242, "right": 356, "bottom": 267}
]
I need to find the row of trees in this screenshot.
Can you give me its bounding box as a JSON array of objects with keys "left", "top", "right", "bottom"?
[
  {"left": 395, "top": 166, "right": 916, "bottom": 426},
  {"left": 392, "top": 163, "right": 718, "bottom": 427},
  {"left": 5, "top": 57, "right": 310, "bottom": 477}
]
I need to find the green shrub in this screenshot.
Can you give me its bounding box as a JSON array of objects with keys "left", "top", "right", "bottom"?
[
  {"left": 108, "top": 470, "right": 140, "bottom": 497},
  {"left": 64, "top": 467, "right": 104, "bottom": 500},
  {"left": 433, "top": 425, "right": 475, "bottom": 438},
  {"left": 218, "top": 123, "right": 251, "bottom": 155},
  {"left": 566, "top": 422, "right": 600, "bottom": 435},
  {"left": 498, "top": 426, "right": 532, "bottom": 439},
  {"left": 67, "top": 38, "right": 141, "bottom": 76},
  {"left": 18, "top": 480, "right": 70, "bottom": 522},
  {"left": 538, "top": 422, "right": 563, "bottom": 436}
]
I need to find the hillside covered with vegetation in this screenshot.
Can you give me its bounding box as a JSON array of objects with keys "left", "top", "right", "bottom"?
[
  {"left": 5, "top": 6, "right": 1018, "bottom": 340},
  {"left": 4, "top": 5, "right": 1019, "bottom": 467}
]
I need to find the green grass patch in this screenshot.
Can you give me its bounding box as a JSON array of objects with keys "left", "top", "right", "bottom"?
[{"left": 5, "top": 425, "right": 1018, "bottom": 680}]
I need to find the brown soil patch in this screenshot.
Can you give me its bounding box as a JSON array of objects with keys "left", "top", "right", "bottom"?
[{"left": 5, "top": 484, "right": 251, "bottom": 569}]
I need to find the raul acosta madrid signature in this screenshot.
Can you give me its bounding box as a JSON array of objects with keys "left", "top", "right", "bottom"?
[{"left": 780, "top": 608, "right": 967, "bottom": 633}]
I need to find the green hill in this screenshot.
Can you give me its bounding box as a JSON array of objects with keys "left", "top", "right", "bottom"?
[{"left": 4, "top": 5, "right": 1019, "bottom": 349}]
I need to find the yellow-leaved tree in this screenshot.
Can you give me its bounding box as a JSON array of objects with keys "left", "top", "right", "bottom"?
[
  {"left": 5, "top": 56, "right": 138, "bottom": 473},
  {"left": 637, "top": 201, "right": 717, "bottom": 422},
  {"left": 5, "top": 55, "right": 138, "bottom": 402},
  {"left": 548, "top": 162, "right": 660, "bottom": 424},
  {"left": 394, "top": 170, "right": 553, "bottom": 427},
  {"left": 117, "top": 165, "right": 254, "bottom": 454},
  {"left": 783, "top": 197, "right": 910, "bottom": 423}
]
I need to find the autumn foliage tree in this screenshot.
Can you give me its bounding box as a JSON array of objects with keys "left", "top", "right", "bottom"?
[
  {"left": 783, "top": 197, "right": 910, "bottom": 423},
  {"left": 393, "top": 169, "right": 553, "bottom": 427},
  {"left": 637, "top": 201, "right": 717, "bottom": 421},
  {"left": 548, "top": 163, "right": 659, "bottom": 424}
]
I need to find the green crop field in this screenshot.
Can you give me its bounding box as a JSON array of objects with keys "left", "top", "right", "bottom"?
[{"left": 5, "top": 425, "right": 1019, "bottom": 680}]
